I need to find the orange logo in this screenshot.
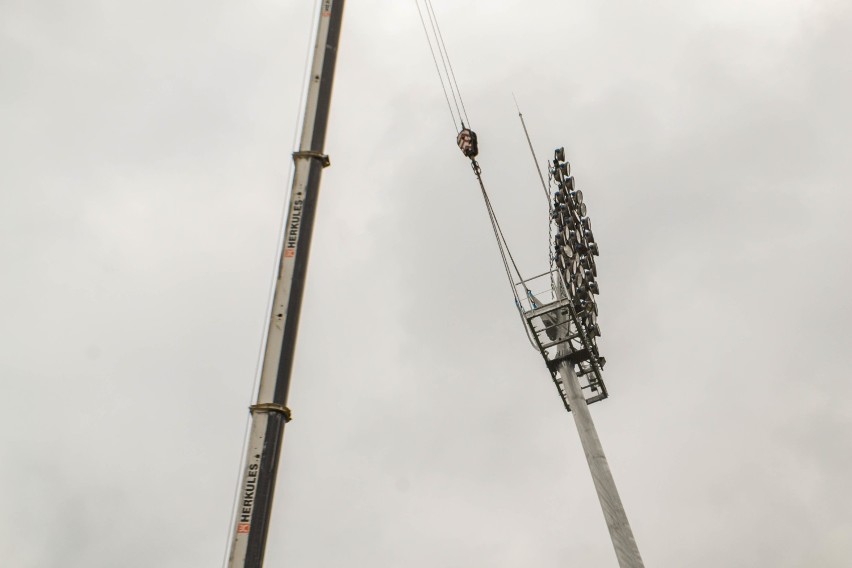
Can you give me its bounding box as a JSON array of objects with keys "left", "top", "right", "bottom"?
[{"left": 237, "top": 523, "right": 250, "bottom": 534}]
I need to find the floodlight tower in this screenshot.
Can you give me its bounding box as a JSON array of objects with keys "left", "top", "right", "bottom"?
[{"left": 512, "top": 149, "right": 644, "bottom": 567}]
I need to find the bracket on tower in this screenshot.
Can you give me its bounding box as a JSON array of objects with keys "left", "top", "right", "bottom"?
[{"left": 516, "top": 269, "right": 608, "bottom": 412}]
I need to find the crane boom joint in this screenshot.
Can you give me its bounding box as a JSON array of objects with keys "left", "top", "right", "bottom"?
[
  {"left": 249, "top": 403, "right": 293, "bottom": 422},
  {"left": 292, "top": 150, "right": 331, "bottom": 168}
]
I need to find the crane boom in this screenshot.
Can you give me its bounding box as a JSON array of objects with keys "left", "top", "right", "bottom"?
[{"left": 227, "top": 2, "right": 345, "bottom": 566}]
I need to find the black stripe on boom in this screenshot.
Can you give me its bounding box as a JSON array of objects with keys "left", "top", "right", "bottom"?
[{"left": 244, "top": 413, "right": 286, "bottom": 565}]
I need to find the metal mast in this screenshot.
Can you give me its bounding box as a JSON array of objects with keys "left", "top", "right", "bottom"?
[
  {"left": 556, "top": 357, "right": 643, "bottom": 566},
  {"left": 227, "top": 2, "right": 344, "bottom": 566},
  {"left": 554, "top": 296, "right": 644, "bottom": 566}
]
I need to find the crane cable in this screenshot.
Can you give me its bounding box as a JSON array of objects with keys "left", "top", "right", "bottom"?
[
  {"left": 471, "top": 158, "right": 542, "bottom": 349},
  {"left": 414, "top": 0, "right": 470, "bottom": 130},
  {"left": 413, "top": 0, "right": 520, "bottom": 292},
  {"left": 424, "top": 0, "right": 471, "bottom": 127},
  {"left": 415, "top": 1, "right": 456, "bottom": 132},
  {"left": 470, "top": 160, "right": 519, "bottom": 295},
  {"left": 416, "top": 1, "right": 539, "bottom": 347}
]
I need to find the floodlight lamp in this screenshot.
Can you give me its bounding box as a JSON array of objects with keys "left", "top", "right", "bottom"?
[
  {"left": 589, "top": 324, "right": 601, "bottom": 338},
  {"left": 569, "top": 255, "right": 580, "bottom": 273},
  {"left": 580, "top": 254, "right": 596, "bottom": 275},
  {"left": 567, "top": 280, "right": 577, "bottom": 298},
  {"left": 553, "top": 167, "right": 563, "bottom": 182},
  {"left": 588, "top": 242, "right": 600, "bottom": 256},
  {"left": 589, "top": 281, "right": 600, "bottom": 295},
  {"left": 570, "top": 190, "right": 583, "bottom": 205},
  {"left": 581, "top": 295, "right": 598, "bottom": 316},
  {"left": 555, "top": 147, "right": 565, "bottom": 162},
  {"left": 566, "top": 208, "right": 581, "bottom": 227}
]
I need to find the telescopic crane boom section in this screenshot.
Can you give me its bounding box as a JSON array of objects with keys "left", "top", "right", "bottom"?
[{"left": 226, "top": 2, "right": 345, "bottom": 567}]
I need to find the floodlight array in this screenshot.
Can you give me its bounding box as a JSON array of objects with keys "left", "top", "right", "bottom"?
[
  {"left": 548, "top": 147, "right": 608, "bottom": 398},
  {"left": 514, "top": 147, "right": 609, "bottom": 409}
]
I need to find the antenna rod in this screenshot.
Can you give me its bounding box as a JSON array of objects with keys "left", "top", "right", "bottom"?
[
  {"left": 226, "top": 2, "right": 345, "bottom": 566},
  {"left": 513, "top": 94, "right": 550, "bottom": 201}
]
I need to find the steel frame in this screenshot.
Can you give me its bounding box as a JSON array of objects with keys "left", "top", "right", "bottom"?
[{"left": 515, "top": 269, "right": 608, "bottom": 412}]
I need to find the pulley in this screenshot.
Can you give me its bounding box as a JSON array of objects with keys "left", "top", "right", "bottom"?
[{"left": 457, "top": 127, "right": 478, "bottom": 158}]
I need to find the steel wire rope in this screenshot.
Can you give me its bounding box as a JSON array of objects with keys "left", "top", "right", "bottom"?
[
  {"left": 424, "top": 0, "right": 470, "bottom": 127},
  {"left": 221, "top": 1, "right": 322, "bottom": 565},
  {"left": 415, "top": 0, "right": 459, "bottom": 133},
  {"left": 477, "top": 170, "right": 523, "bottom": 295},
  {"left": 471, "top": 161, "right": 540, "bottom": 349},
  {"left": 423, "top": 0, "right": 464, "bottom": 127},
  {"left": 484, "top": 192, "right": 541, "bottom": 351},
  {"left": 413, "top": 5, "right": 535, "bottom": 345},
  {"left": 475, "top": 168, "right": 517, "bottom": 300}
]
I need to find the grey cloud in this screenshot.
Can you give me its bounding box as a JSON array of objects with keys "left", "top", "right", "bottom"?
[{"left": 2, "top": 1, "right": 851, "bottom": 566}]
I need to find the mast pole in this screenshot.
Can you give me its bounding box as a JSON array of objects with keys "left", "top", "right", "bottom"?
[
  {"left": 555, "top": 307, "right": 644, "bottom": 567},
  {"left": 227, "top": 2, "right": 345, "bottom": 566}
]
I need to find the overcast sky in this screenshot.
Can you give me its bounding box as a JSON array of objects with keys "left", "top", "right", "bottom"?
[{"left": 2, "top": 1, "right": 852, "bottom": 566}]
